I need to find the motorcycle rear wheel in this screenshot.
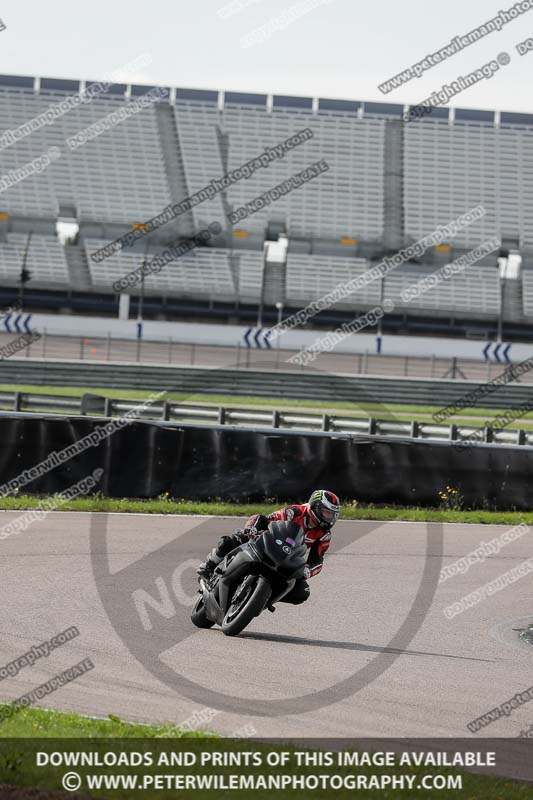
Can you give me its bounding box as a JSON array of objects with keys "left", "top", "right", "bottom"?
[
  {"left": 222, "top": 576, "right": 271, "bottom": 637},
  {"left": 191, "top": 593, "right": 215, "bottom": 629}
]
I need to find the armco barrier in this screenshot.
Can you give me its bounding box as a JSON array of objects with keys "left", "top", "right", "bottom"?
[
  {"left": 0, "top": 413, "right": 532, "bottom": 509},
  {"left": 1, "top": 390, "right": 533, "bottom": 446},
  {"left": 1, "top": 358, "right": 533, "bottom": 409}
]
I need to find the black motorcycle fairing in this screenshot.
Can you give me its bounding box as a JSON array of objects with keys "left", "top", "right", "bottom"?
[
  {"left": 201, "top": 549, "right": 253, "bottom": 625},
  {"left": 269, "top": 577, "right": 297, "bottom": 605},
  {"left": 196, "top": 519, "right": 309, "bottom": 629},
  {"left": 217, "top": 549, "right": 258, "bottom": 613},
  {"left": 202, "top": 588, "right": 223, "bottom": 625},
  {"left": 252, "top": 519, "right": 308, "bottom": 579}
]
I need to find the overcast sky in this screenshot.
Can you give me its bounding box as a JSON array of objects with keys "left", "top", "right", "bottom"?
[{"left": 0, "top": 0, "right": 531, "bottom": 113}]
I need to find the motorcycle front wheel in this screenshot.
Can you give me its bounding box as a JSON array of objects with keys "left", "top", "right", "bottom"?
[{"left": 222, "top": 576, "right": 271, "bottom": 637}]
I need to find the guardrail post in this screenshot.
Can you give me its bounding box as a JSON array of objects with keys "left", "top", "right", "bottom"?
[
  {"left": 449, "top": 424, "right": 458, "bottom": 441},
  {"left": 368, "top": 417, "right": 377, "bottom": 435},
  {"left": 410, "top": 420, "right": 419, "bottom": 438},
  {"left": 484, "top": 426, "right": 494, "bottom": 443},
  {"left": 104, "top": 398, "right": 111, "bottom": 417},
  {"left": 162, "top": 401, "right": 170, "bottom": 420},
  {"left": 14, "top": 392, "right": 21, "bottom": 412},
  {"left": 518, "top": 429, "right": 527, "bottom": 445},
  {"left": 451, "top": 357, "right": 457, "bottom": 379},
  {"left": 106, "top": 333, "right": 111, "bottom": 362},
  {"left": 272, "top": 410, "right": 280, "bottom": 428},
  {"left": 218, "top": 407, "right": 226, "bottom": 424},
  {"left": 322, "top": 414, "right": 330, "bottom": 431}
]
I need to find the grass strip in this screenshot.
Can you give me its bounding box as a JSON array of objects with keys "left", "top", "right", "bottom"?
[
  {"left": 0, "top": 708, "right": 529, "bottom": 798},
  {"left": 0, "top": 496, "right": 531, "bottom": 524},
  {"left": 1, "top": 383, "right": 532, "bottom": 427},
  {"left": 0, "top": 706, "right": 209, "bottom": 738}
]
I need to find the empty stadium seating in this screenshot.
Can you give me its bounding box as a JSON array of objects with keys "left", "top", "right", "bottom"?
[
  {"left": 404, "top": 119, "right": 533, "bottom": 249},
  {"left": 174, "top": 100, "right": 227, "bottom": 231},
  {"left": 0, "top": 227, "right": 512, "bottom": 322},
  {"left": 234, "top": 249, "right": 264, "bottom": 303},
  {"left": 0, "top": 79, "right": 171, "bottom": 223},
  {"left": 85, "top": 239, "right": 239, "bottom": 301},
  {"left": 220, "top": 103, "right": 385, "bottom": 240},
  {"left": 0, "top": 233, "right": 69, "bottom": 288},
  {"left": 0, "top": 73, "right": 532, "bottom": 325},
  {"left": 286, "top": 254, "right": 380, "bottom": 308},
  {"left": 285, "top": 253, "right": 500, "bottom": 318},
  {"left": 521, "top": 265, "right": 533, "bottom": 317},
  {"left": 385, "top": 263, "right": 501, "bottom": 317}
]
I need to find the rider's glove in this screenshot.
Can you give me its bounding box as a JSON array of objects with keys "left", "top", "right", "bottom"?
[
  {"left": 303, "top": 565, "right": 311, "bottom": 580},
  {"left": 243, "top": 525, "right": 259, "bottom": 538}
]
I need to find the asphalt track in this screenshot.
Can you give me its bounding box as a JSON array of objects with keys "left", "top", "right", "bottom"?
[
  {"left": 0, "top": 512, "right": 531, "bottom": 739},
  {"left": 1, "top": 331, "right": 524, "bottom": 384}
]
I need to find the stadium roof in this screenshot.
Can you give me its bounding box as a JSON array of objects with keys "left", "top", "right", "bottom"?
[{"left": 0, "top": 73, "right": 532, "bottom": 127}]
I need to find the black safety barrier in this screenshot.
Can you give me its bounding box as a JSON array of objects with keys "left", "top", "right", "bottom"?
[{"left": 0, "top": 414, "right": 532, "bottom": 509}]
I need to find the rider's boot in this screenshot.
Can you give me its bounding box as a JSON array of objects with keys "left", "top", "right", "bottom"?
[
  {"left": 197, "top": 547, "right": 223, "bottom": 579},
  {"left": 197, "top": 558, "right": 217, "bottom": 578}
]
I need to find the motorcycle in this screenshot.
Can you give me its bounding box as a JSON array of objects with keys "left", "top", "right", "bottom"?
[{"left": 191, "top": 520, "right": 307, "bottom": 636}]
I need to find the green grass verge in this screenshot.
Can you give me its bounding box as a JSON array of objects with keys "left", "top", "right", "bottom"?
[
  {"left": 0, "top": 708, "right": 529, "bottom": 799},
  {"left": 0, "top": 383, "right": 531, "bottom": 428},
  {"left": 0, "top": 706, "right": 210, "bottom": 738},
  {"left": 0, "top": 495, "right": 531, "bottom": 524}
]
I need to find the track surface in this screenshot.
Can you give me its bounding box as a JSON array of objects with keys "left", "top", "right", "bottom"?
[
  {"left": 0, "top": 512, "right": 531, "bottom": 738},
  {"left": 1, "top": 331, "right": 519, "bottom": 384}
]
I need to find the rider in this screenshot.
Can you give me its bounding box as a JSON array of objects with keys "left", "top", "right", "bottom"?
[{"left": 197, "top": 489, "right": 341, "bottom": 605}]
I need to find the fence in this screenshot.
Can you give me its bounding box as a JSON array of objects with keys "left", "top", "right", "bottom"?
[
  {"left": 0, "top": 330, "right": 528, "bottom": 384},
  {"left": 1, "top": 390, "right": 532, "bottom": 447},
  {"left": 1, "top": 358, "right": 533, "bottom": 410}
]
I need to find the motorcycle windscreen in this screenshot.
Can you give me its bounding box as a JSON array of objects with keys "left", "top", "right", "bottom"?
[{"left": 255, "top": 519, "right": 308, "bottom": 573}]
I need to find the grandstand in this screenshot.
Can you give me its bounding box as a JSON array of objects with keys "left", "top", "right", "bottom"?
[
  {"left": 0, "top": 73, "right": 531, "bottom": 338},
  {"left": 0, "top": 232, "right": 69, "bottom": 289}
]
